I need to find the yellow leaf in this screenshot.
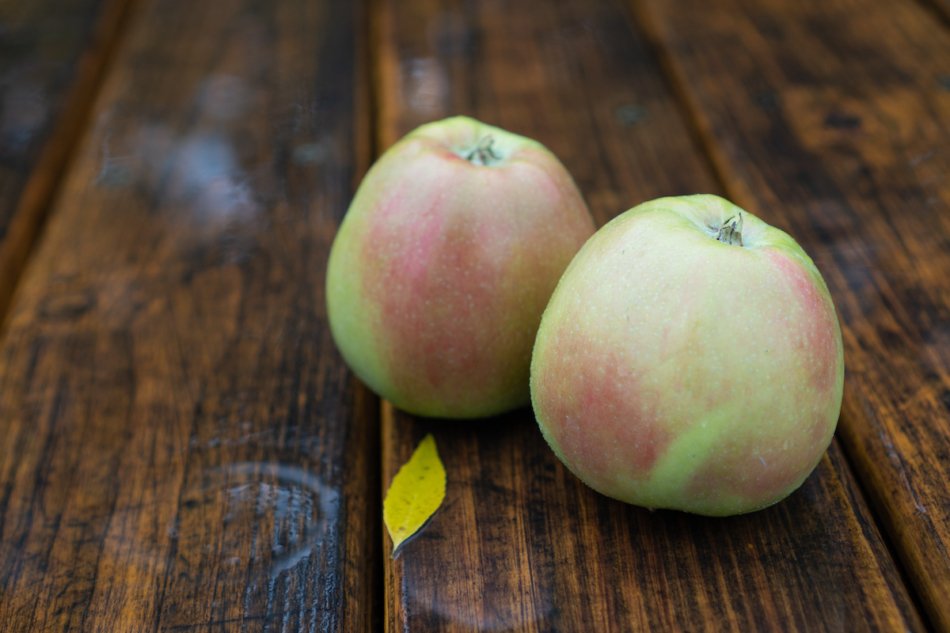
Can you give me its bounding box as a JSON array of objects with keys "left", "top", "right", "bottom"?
[{"left": 384, "top": 434, "right": 446, "bottom": 557}]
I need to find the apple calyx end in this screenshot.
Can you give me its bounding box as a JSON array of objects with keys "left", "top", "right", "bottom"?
[
  {"left": 463, "top": 135, "right": 503, "bottom": 166},
  {"left": 712, "top": 213, "right": 744, "bottom": 246}
]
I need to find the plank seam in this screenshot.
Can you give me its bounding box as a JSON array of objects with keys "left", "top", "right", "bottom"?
[{"left": 356, "top": 0, "right": 385, "bottom": 629}]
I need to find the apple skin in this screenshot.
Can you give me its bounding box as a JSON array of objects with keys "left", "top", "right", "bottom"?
[
  {"left": 326, "top": 116, "right": 596, "bottom": 418},
  {"left": 530, "top": 194, "right": 844, "bottom": 515}
]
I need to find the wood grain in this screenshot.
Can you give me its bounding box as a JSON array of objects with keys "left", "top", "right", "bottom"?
[
  {"left": 635, "top": 0, "right": 950, "bottom": 629},
  {"left": 0, "top": 0, "right": 378, "bottom": 631},
  {"left": 0, "top": 0, "right": 132, "bottom": 324},
  {"left": 385, "top": 420, "right": 922, "bottom": 632},
  {"left": 376, "top": 0, "right": 925, "bottom": 630}
]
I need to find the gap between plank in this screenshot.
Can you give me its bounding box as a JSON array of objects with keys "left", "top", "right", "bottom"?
[
  {"left": 359, "top": 0, "right": 386, "bottom": 628},
  {"left": 360, "top": 0, "right": 387, "bottom": 629}
]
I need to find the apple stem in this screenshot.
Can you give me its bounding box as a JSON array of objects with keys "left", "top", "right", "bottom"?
[
  {"left": 715, "top": 213, "right": 743, "bottom": 246},
  {"left": 465, "top": 136, "right": 501, "bottom": 166}
]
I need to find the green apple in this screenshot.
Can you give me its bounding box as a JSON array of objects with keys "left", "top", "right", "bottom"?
[
  {"left": 327, "top": 116, "right": 595, "bottom": 418},
  {"left": 530, "top": 194, "right": 844, "bottom": 515}
]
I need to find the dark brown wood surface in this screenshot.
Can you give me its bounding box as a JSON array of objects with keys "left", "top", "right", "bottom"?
[
  {"left": 0, "top": 0, "right": 945, "bottom": 630},
  {"left": 924, "top": 0, "right": 950, "bottom": 24},
  {"left": 376, "top": 0, "right": 928, "bottom": 631},
  {"left": 636, "top": 0, "right": 950, "bottom": 628},
  {"left": 0, "top": 0, "right": 377, "bottom": 631},
  {"left": 0, "top": 0, "right": 131, "bottom": 324}
]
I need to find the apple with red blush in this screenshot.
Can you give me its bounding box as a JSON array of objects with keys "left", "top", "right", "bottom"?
[
  {"left": 530, "top": 194, "right": 844, "bottom": 515},
  {"left": 327, "top": 116, "right": 596, "bottom": 418}
]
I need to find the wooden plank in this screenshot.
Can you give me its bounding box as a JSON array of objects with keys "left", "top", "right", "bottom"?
[
  {"left": 0, "top": 0, "right": 132, "bottom": 323},
  {"left": 635, "top": 0, "right": 950, "bottom": 629},
  {"left": 0, "top": 0, "right": 377, "bottom": 631},
  {"left": 376, "top": 0, "right": 925, "bottom": 630}
]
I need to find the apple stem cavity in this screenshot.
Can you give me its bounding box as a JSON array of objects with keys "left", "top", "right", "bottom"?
[
  {"left": 714, "top": 213, "right": 744, "bottom": 246},
  {"left": 465, "top": 135, "right": 503, "bottom": 166}
]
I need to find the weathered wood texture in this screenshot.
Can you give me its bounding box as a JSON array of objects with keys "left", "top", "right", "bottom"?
[
  {"left": 636, "top": 0, "right": 950, "bottom": 629},
  {"left": 385, "top": 421, "right": 923, "bottom": 632},
  {"left": 376, "top": 0, "right": 925, "bottom": 630},
  {"left": 0, "top": 0, "right": 377, "bottom": 631},
  {"left": 0, "top": 0, "right": 131, "bottom": 323}
]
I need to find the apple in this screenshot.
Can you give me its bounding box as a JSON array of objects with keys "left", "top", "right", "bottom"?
[
  {"left": 326, "top": 116, "right": 596, "bottom": 418},
  {"left": 530, "top": 194, "right": 844, "bottom": 515}
]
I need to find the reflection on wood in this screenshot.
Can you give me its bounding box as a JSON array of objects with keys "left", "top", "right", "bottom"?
[
  {"left": 0, "top": 0, "right": 377, "bottom": 630},
  {"left": 0, "top": 0, "right": 942, "bottom": 629},
  {"left": 0, "top": 0, "right": 132, "bottom": 322}
]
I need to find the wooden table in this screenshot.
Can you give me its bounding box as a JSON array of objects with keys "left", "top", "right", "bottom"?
[{"left": 0, "top": 0, "right": 946, "bottom": 630}]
